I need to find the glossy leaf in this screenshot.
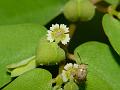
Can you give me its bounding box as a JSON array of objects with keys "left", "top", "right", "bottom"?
[
  {"left": 74, "top": 41, "right": 120, "bottom": 90},
  {"left": 102, "top": 14, "right": 120, "bottom": 55},
  {"left": 0, "top": 0, "right": 67, "bottom": 25},
  {"left": 7, "top": 56, "right": 36, "bottom": 77},
  {"left": 3, "top": 69, "right": 52, "bottom": 90},
  {"left": 0, "top": 24, "right": 47, "bottom": 88}
]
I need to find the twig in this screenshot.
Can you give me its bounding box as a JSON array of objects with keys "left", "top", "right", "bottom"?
[{"left": 67, "top": 53, "right": 76, "bottom": 61}]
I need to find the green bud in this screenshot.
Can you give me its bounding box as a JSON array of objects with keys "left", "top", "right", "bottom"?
[
  {"left": 78, "top": 0, "right": 95, "bottom": 21},
  {"left": 64, "top": 0, "right": 79, "bottom": 22},
  {"left": 63, "top": 0, "right": 95, "bottom": 22},
  {"left": 36, "top": 36, "right": 65, "bottom": 65},
  {"left": 64, "top": 81, "right": 79, "bottom": 90}
]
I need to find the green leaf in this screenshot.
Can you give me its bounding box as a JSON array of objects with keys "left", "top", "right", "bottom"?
[
  {"left": 7, "top": 56, "right": 36, "bottom": 77},
  {"left": 84, "top": 71, "right": 112, "bottom": 90},
  {"left": 102, "top": 14, "right": 120, "bottom": 55},
  {"left": 0, "top": 0, "right": 67, "bottom": 25},
  {"left": 74, "top": 41, "right": 120, "bottom": 90},
  {"left": 3, "top": 69, "right": 52, "bottom": 90},
  {"left": 0, "top": 24, "right": 47, "bottom": 88},
  {"left": 104, "top": 0, "right": 119, "bottom": 5}
]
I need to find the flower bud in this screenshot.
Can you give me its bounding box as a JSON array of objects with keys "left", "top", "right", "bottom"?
[
  {"left": 36, "top": 36, "right": 65, "bottom": 65},
  {"left": 64, "top": 81, "right": 79, "bottom": 90},
  {"left": 63, "top": 0, "right": 95, "bottom": 22},
  {"left": 78, "top": 0, "right": 95, "bottom": 21},
  {"left": 63, "top": 0, "right": 79, "bottom": 22}
]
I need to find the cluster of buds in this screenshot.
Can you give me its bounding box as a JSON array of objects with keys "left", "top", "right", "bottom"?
[
  {"left": 61, "top": 63, "right": 87, "bottom": 83},
  {"left": 52, "top": 63, "right": 87, "bottom": 90}
]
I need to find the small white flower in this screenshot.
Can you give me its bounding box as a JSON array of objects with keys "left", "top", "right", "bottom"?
[
  {"left": 73, "top": 64, "right": 79, "bottom": 68},
  {"left": 61, "top": 70, "right": 68, "bottom": 82},
  {"left": 64, "top": 63, "right": 73, "bottom": 70},
  {"left": 47, "top": 24, "right": 70, "bottom": 45}
]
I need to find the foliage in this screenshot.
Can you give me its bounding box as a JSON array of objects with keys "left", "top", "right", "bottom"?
[{"left": 0, "top": 0, "right": 120, "bottom": 90}]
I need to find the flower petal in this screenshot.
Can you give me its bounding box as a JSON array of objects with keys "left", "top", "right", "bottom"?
[
  {"left": 47, "top": 30, "right": 51, "bottom": 34},
  {"left": 60, "top": 24, "right": 69, "bottom": 33},
  {"left": 47, "top": 37, "right": 54, "bottom": 42},
  {"left": 47, "top": 31, "right": 54, "bottom": 42},
  {"left": 61, "top": 70, "right": 68, "bottom": 82},
  {"left": 61, "top": 34, "right": 70, "bottom": 45},
  {"left": 64, "top": 63, "right": 73, "bottom": 70},
  {"left": 50, "top": 24, "right": 59, "bottom": 31},
  {"left": 73, "top": 64, "right": 79, "bottom": 68}
]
